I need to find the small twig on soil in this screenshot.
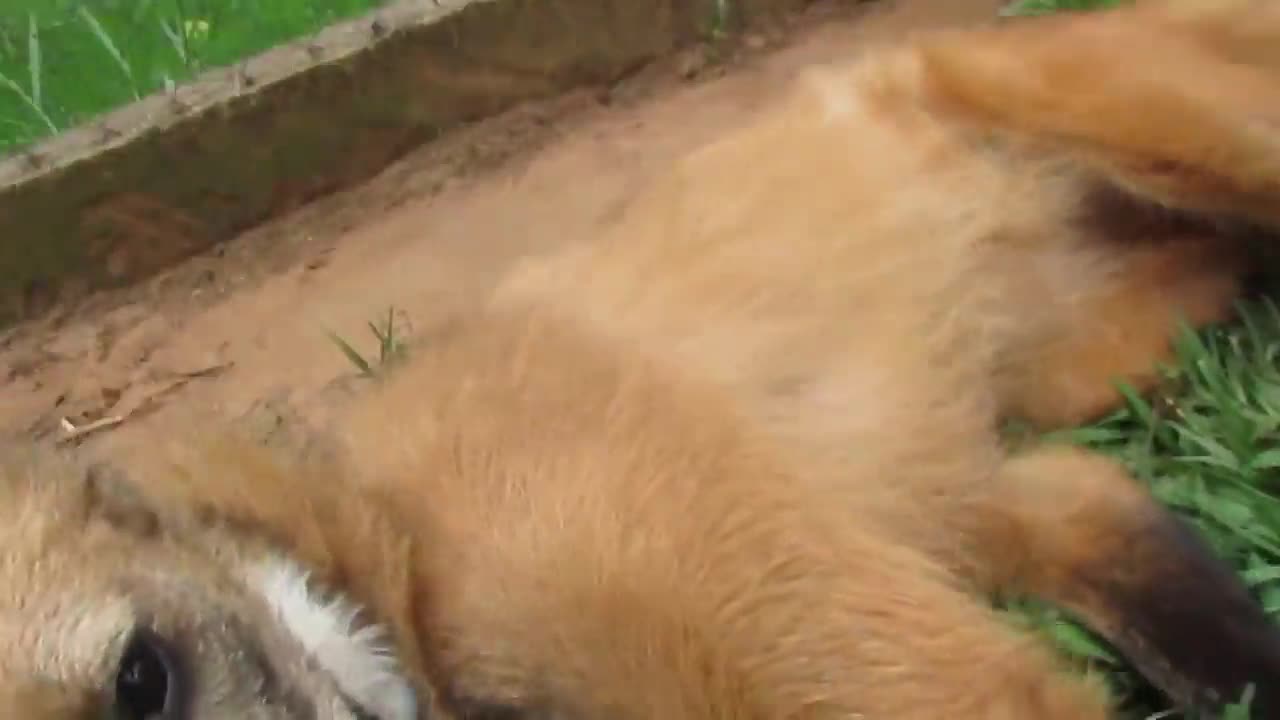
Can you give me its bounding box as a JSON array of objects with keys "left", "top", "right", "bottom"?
[{"left": 57, "top": 414, "right": 126, "bottom": 444}]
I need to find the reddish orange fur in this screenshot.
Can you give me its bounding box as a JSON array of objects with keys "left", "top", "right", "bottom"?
[
  {"left": 995, "top": 236, "right": 1243, "bottom": 427},
  {"left": 921, "top": 0, "right": 1280, "bottom": 224}
]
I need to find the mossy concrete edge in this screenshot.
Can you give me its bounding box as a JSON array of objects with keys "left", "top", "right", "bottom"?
[{"left": 0, "top": 0, "right": 814, "bottom": 327}]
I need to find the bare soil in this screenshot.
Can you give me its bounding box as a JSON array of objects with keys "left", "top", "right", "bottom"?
[{"left": 0, "top": 0, "right": 1004, "bottom": 458}]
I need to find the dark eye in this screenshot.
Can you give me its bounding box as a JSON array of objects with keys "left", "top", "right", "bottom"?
[{"left": 113, "top": 628, "right": 183, "bottom": 720}]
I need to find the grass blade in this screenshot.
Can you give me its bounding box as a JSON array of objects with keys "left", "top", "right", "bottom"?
[
  {"left": 0, "top": 67, "right": 55, "bottom": 132},
  {"left": 325, "top": 330, "right": 374, "bottom": 378},
  {"left": 159, "top": 17, "right": 188, "bottom": 65},
  {"left": 78, "top": 6, "right": 139, "bottom": 99},
  {"left": 26, "top": 12, "right": 39, "bottom": 112}
]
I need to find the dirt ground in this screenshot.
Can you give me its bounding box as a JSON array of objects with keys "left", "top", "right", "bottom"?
[{"left": 0, "top": 0, "right": 1006, "bottom": 458}]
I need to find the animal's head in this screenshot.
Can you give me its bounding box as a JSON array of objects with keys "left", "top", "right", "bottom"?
[{"left": 0, "top": 447, "right": 420, "bottom": 720}]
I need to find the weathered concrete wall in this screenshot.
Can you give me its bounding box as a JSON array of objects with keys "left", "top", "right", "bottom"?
[{"left": 0, "top": 0, "right": 814, "bottom": 327}]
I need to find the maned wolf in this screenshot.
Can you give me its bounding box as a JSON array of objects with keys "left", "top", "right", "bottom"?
[{"left": 4, "top": 1, "right": 1280, "bottom": 718}]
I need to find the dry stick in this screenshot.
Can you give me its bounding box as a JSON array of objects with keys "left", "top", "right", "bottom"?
[{"left": 57, "top": 415, "right": 127, "bottom": 444}]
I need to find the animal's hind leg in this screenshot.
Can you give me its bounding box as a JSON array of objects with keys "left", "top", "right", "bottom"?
[
  {"left": 995, "top": 232, "right": 1245, "bottom": 429},
  {"left": 918, "top": 0, "right": 1280, "bottom": 228},
  {"left": 1148, "top": 0, "right": 1280, "bottom": 70}
]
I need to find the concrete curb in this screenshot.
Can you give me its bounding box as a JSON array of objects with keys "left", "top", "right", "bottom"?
[{"left": 0, "top": 0, "right": 812, "bottom": 327}]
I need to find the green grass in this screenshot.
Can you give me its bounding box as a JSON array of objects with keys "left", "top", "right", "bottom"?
[
  {"left": 999, "top": 0, "right": 1129, "bottom": 16},
  {"left": 0, "top": 0, "right": 389, "bottom": 158},
  {"left": 326, "top": 305, "right": 411, "bottom": 380}
]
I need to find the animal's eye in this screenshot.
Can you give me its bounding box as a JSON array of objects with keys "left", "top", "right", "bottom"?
[{"left": 113, "top": 628, "right": 183, "bottom": 720}]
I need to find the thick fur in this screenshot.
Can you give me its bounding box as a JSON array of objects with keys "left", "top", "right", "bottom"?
[{"left": 6, "top": 1, "right": 1280, "bottom": 718}]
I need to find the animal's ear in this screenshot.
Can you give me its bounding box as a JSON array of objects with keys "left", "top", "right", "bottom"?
[
  {"left": 101, "top": 420, "right": 353, "bottom": 582},
  {"left": 916, "top": 0, "right": 1280, "bottom": 229},
  {"left": 82, "top": 461, "right": 163, "bottom": 538}
]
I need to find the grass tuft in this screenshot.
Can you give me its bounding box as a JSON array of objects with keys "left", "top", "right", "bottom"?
[{"left": 326, "top": 306, "right": 411, "bottom": 380}]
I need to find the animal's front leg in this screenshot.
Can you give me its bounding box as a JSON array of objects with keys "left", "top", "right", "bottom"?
[{"left": 960, "top": 444, "right": 1280, "bottom": 717}]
